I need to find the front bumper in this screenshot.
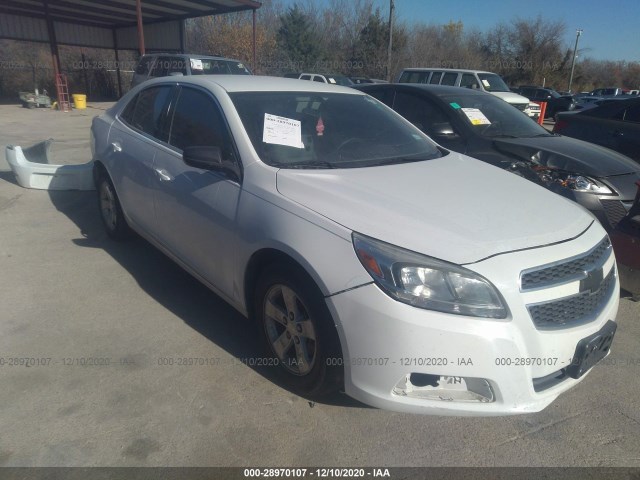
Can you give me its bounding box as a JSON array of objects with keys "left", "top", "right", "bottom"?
[{"left": 327, "top": 224, "right": 619, "bottom": 415}]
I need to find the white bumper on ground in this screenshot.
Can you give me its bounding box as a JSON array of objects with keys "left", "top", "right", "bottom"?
[{"left": 5, "top": 140, "right": 94, "bottom": 191}]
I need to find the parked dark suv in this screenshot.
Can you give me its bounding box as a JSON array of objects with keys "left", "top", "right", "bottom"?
[
  {"left": 515, "top": 86, "right": 576, "bottom": 117},
  {"left": 131, "top": 53, "right": 251, "bottom": 88}
]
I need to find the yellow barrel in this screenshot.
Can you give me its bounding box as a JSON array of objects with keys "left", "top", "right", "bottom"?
[{"left": 72, "top": 94, "right": 87, "bottom": 109}]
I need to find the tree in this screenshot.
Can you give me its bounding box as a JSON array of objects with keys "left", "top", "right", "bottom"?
[{"left": 276, "top": 5, "right": 323, "bottom": 72}]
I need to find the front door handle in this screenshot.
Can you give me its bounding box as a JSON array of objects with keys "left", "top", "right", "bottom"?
[
  {"left": 111, "top": 141, "right": 122, "bottom": 152},
  {"left": 612, "top": 130, "right": 624, "bottom": 137},
  {"left": 154, "top": 168, "right": 173, "bottom": 182}
]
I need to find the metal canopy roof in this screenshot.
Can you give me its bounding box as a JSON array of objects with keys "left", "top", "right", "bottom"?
[{"left": 0, "top": 0, "right": 261, "bottom": 29}]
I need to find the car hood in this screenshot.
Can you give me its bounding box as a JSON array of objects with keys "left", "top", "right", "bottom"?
[
  {"left": 276, "top": 153, "right": 593, "bottom": 265},
  {"left": 493, "top": 135, "right": 639, "bottom": 177},
  {"left": 490, "top": 91, "right": 530, "bottom": 106}
]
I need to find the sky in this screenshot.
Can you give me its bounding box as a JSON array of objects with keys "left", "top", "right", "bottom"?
[{"left": 279, "top": 0, "right": 639, "bottom": 62}]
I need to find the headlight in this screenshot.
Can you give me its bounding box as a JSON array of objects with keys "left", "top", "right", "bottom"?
[
  {"left": 534, "top": 168, "right": 614, "bottom": 195},
  {"left": 352, "top": 233, "right": 508, "bottom": 319}
]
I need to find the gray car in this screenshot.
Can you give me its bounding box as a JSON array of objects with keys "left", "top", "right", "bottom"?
[{"left": 130, "top": 53, "right": 251, "bottom": 88}]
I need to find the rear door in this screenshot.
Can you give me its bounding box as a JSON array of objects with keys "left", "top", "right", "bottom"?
[
  {"left": 107, "top": 85, "right": 174, "bottom": 234},
  {"left": 612, "top": 104, "right": 640, "bottom": 161}
]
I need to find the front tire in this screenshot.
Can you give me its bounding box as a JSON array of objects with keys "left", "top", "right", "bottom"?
[
  {"left": 97, "top": 172, "right": 132, "bottom": 241},
  {"left": 254, "top": 264, "right": 343, "bottom": 397}
]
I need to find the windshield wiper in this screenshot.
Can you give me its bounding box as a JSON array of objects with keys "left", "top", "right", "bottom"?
[
  {"left": 523, "top": 133, "right": 558, "bottom": 138},
  {"left": 288, "top": 160, "right": 338, "bottom": 169},
  {"left": 486, "top": 134, "right": 519, "bottom": 139},
  {"left": 367, "top": 156, "right": 434, "bottom": 167}
]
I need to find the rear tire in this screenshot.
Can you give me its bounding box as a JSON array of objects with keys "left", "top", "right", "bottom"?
[
  {"left": 254, "top": 263, "right": 343, "bottom": 398},
  {"left": 97, "top": 172, "right": 132, "bottom": 241}
]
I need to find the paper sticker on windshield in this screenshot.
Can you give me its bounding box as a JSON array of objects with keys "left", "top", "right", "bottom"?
[
  {"left": 449, "top": 102, "right": 461, "bottom": 109},
  {"left": 481, "top": 79, "right": 490, "bottom": 88},
  {"left": 263, "top": 113, "right": 304, "bottom": 149},
  {"left": 461, "top": 108, "right": 491, "bottom": 125},
  {"left": 190, "top": 59, "right": 203, "bottom": 70},
  {"left": 327, "top": 78, "right": 337, "bottom": 84}
]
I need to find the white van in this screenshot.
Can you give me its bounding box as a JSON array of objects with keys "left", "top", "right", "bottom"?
[{"left": 399, "top": 68, "right": 530, "bottom": 113}]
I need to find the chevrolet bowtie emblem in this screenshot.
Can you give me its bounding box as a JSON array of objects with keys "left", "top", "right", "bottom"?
[{"left": 580, "top": 267, "right": 604, "bottom": 294}]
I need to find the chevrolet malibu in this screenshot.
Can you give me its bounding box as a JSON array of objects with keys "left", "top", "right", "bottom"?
[{"left": 91, "top": 76, "right": 619, "bottom": 415}]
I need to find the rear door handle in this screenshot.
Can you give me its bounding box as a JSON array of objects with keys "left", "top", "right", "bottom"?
[
  {"left": 612, "top": 130, "right": 624, "bottom": 137},
  {"left": 154, "top": 168, "right": 173, "bottom": 182},
  {"left": 111, "top": 141, "right": 122, "bottom": 152}
]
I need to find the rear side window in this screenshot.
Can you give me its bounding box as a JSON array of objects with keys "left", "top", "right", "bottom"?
[
  {"left": 150, "top": 56, "right": 187, "bottom": 77},
  {"left": 429, "top": 72, "right": 442, "bottom": 84},
  {"left": 120, "top": 86, "right": 173, "bottom": 141},
  {"left": 441, "top": 72, "right": 458, "bottom": 86},
  {"left": 135, "top": 56, "right": 154, "bottom": 75},
  {"left": 400, "top": 71, "right": 429, "bottom": 83},
  {"left": 300, "top": 75, "right": 312, "bottom": 80},
  {"left": 313, "top": 76, "right": 326, "bottom": 83},
  {"left": 167, "top": 87, "right": 236, "bottom": 164}
]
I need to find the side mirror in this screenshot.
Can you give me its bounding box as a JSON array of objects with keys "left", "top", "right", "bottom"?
[
  {"left": 183, "top": 146, "right": 241, "bottom": 182},
  {"left": 431, "top": 122, "right": 459, "bottom": 139}
]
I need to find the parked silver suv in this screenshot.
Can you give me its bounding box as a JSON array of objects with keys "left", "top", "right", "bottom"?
[{"left": 130, "top": 53, "right": 251, "bottom": 88}]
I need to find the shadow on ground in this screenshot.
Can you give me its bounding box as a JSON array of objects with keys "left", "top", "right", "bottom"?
[{"left": 46, "top": 189, "right": 367, "bottom": 410}]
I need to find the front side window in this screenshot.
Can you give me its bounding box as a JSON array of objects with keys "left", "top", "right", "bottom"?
[
  {"left": 167, "top": 87, "right": 236, "bottom": 164},
  {"left": 460, "top": 73, "right": 480, "bottom": 89},
  {"left": 230, "top": 91, "right": 442, "bottom": 169},
  {"left": 120, "top": 86, "right": 173, "bottom": 141},
  {"left": 393, "top": 92, "right": 451, "bottom": 137}
]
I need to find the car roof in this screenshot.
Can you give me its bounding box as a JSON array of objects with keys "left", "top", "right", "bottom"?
[
  {"left": 401, "top": 68, "right": 495, "bottom": 75},
  {"left": 142, "top": 53, "right": 243, "bottom": 62},
  {"left": 356, "top": 83, "right": 490, "bottom": 97},
  {"left": 140, "top": 75, "right": 362, "bottom": 94}
]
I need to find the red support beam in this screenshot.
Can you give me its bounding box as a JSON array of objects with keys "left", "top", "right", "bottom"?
[{"left": 136, "top": 0, "right": 145, "bottom": 56}]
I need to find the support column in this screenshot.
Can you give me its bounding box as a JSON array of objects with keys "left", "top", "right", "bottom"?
[
  {"left": 136, "top": 0, "right": 145, "bottom": 56},
  {"left": 112, "top": 28, "right": 123, "bottom": 98},
  {"left": 43, "top": 0, "right": 62, "bottom": 81},
  {"left": 252, "top": 8, "right": 256, "bottom": 72}
]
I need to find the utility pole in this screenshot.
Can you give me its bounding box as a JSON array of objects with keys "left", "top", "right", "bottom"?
[
  {"left": 567, "top": 29, "right": 583, "bottom": 93},
  {"left": 387, "top": 0, "right": 394, "bottom": 82}
]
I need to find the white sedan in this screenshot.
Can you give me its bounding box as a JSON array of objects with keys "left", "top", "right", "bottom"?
[{"left": 90, "top": 75, "right": 618, "bottom": 415}]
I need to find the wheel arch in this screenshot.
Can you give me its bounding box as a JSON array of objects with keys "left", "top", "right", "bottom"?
[{"left": 243, "top": 247, "right": 329, "bottom": 321}]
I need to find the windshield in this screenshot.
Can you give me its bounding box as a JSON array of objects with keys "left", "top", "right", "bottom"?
[
  {"left": 442, "top": 93, "right": 550, "bottom": 138},
  {"left": 477, "top": 73, "right": 510, "bottom": 92},
  {"left": 190, "top": 58, "right": 251, "bottom": 75},
  {"left": 230, "top": 92, "right": 443, "bottom": 169}
]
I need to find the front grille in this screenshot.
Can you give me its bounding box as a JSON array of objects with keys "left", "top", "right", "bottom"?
[
  {"left": 521, "top": 236, "right": 611, "bottom": 290},
  {"left": 527, "top": 268, "right": 616, "bottom": 330},
  {"left": 602, "top": 199, "right": 628, "bottom": 228}
]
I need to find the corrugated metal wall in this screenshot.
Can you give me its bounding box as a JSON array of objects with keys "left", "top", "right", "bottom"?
[
  {"left": 0, "top": 14, "right": 181, "bottom": 51},
  {"left": 54, "top": 21, "right": 113, "bottom": 48},
  {"left": 116, "top": 20, "right": 181, "bottom": 51},
  {"left": 0, "top": 14, "right": 49, "bottom": 42}
]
